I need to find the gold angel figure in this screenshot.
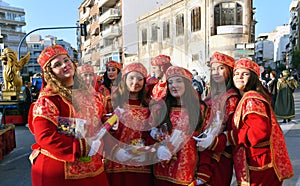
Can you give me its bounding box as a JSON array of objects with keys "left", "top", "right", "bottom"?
[{"left": 0, "top": 48, "right": 30, "bottom": 93}]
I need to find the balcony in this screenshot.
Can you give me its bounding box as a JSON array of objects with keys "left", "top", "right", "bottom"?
[
  {"left": 99, "top": 8, "right": 120, "bottom": 24},
  {"left": 98, "top": 0, "right": 118, "bottom": 8},
  {"left": 101, "top": 44, "right": 121, "bottom": 55},
  {"left": 102, "top": 25, "right": 121, "bottom": 39},
  {"left": 217, "top": 25, "right": 245, "bottom": 35},
  {"left": 80, "top": 10, "right": 90, "bottom": 21}
]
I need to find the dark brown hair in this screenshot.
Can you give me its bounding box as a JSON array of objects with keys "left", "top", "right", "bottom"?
[
  {"left": 158, "top": 78, "right": 203, "bottom": 134},
  {"left": 111, "top": 75, "right": 149, "bottom": 108}
]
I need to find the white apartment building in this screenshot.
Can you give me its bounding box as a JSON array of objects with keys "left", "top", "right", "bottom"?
[
  {"left": 25, "top": 34, "right": 75, "bottom": 76},
  {"left": 0, "top": 0, "right": 27, "bottom": 55},
  {"left": 78, "top": 0, "right": 169, "bottom": 74},
  {"left": 0, "top": 0, "right": 27, "bottom": 80},
  {"left": 255, "top": 34, "right": 274, "bottom": 67},
  {"left": 137, "top": 0, "right": 255, "bottom": 77},
  {"left": 255, "top": 25, "right": 290, "bottom": 70}
]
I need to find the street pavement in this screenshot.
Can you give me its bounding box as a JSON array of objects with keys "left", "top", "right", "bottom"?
[
  {"left": 281, "top": 88, "right": 300, "bottom": 186},
  {"left": 0, "top": 89, "right": 300, "bottom": 186}
]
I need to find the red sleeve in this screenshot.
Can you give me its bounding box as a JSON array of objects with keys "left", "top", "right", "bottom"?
[
  {"left": 31, "top": 96, "right": 88, "bottom": 162},
  {"left": 208, "top": 97, "right": 237, "bottom": 153},
  {"left": 237, "top": 113, "right": 271, "bottom": 148},
  {"left": 32, "top": 117, "right": 85, "bottom": 162},
  {"left": 196, "top": 150, "right": 214, "bottom": 183}
]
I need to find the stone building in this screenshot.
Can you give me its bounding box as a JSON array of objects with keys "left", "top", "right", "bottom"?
[{"left": 137, "top": 0, "right": 255, "bottom": 77}]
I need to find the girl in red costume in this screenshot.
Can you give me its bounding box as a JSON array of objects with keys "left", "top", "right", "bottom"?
[
  {"left": 77, "top": 64, "right": 108, "bottom": 134},
  {"left": 28, "top": 45, "right": 110, "bottom": 186},
  {"left": 105, "top": 62, "right": 155, "bottom": 186},
  {"left": 193, "top": 52, "right": 240, "bottom": 185},
  {"left": 152, "top": 66, "right": 204, "bottom": 186},
  {"left": 98, "top": 60, "right": 122, "bottom": 113},
  {"left": 227, "top": 58, "right": 294, "bottom": 185},
  {"left": 150, "top": 54, "right": 172, "bottom": 100}
]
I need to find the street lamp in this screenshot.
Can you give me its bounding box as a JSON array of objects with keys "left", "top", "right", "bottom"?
[{"left": 18, "top": 24, "right": 87, "bottom": 60}]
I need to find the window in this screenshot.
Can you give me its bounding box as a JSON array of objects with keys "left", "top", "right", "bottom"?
[
  {"left": 191, "top": 7, "right": 201, "bottom": 32},
  {"left": 151, "top": 24, "right": 158, "bottom": 42},
  {"left": 142, "top": 28, "right": 147, "bottom": 46},
  {"left": 176, "top": 14, "right": 184, "bottom": 36},
  {"left": 214, "top": 2, "right": 243, "bottom": 34},
  {"left": 163, "top": 21, "right": 170, "bottom": 40}
]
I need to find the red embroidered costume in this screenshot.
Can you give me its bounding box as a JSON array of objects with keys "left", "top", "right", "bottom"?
[
  {"left": 150, "top": 54, "right": 172, "bottom": 100},
  {"left": 98, "top": 60, "right": 122, "bottom": 113},
  {"left": 28, "top": 45, "right": 109, "bottom": 186},
  {"left": 198, "top": 88, "right": 239, "bottom": 185},
  {"left": 196, "top": 52, "right": 240, "bottom": 185},
  {"left": 105, "top": 62, "right": 155, "bottom": 186},
  {"left": 227, "top": 58, "right": 293, "bottom": 186},
  {"left": 153, "top": 66, "right": 202, "bottom": 186}
]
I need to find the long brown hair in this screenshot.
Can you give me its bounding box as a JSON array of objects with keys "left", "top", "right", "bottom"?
[
  {"left": 209, "top": 65, "right": 236, "bottom": 97},
  {"left": 158, "top": 78, "right": 203, "bottom": 134},
  {"left": 103, "top": 68, "right": 121, "bottom": 93},
  {"left": 111, "top": 75, "right": 149, "bottom": 108},
  {"left": 244, "top": 71, "right": 271, "bottom": 100}
]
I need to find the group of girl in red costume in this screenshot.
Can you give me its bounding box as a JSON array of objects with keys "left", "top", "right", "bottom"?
[{"left": 28, "top": 45, "right": 293, "bottom": 186}]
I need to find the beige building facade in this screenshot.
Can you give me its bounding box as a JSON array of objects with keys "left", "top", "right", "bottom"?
[{"left": 137, "top": 0, "right": 255, "bottom": 76}]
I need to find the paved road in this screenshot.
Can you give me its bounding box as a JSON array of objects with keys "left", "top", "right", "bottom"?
[
  {"left": 1, "top": 89, "right": 300, "bottom": 186},
  {"left": 282, "top": 88, "right": 300, "bottom": 186}
]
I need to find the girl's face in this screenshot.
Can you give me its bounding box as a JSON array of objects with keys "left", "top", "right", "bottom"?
[
  {"left": 211, "top": 62, "right": 227, "bottom": 83},
  {"left": 125, "top": 71, "right": 145, "bottom": 93},
  {"left": 50, "top": 54, "right": 75, "bottom": 86},
  {"left": 167, "top": 76, "right": 185, "bottom": 98},
  {"left": 107, "top": 67, "right": 118, "bottom": 80},
  {"left": 233, "top": 68, "right": 251, "bottom": 92},
  {"left": 152, "top": 66, "right": 163, "bottom": 79},
  {"left": 81, "top": 72, "right": 94, "bottom": 87}
]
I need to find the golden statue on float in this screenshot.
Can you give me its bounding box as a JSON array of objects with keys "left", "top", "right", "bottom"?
[{"left": 0, "top": 48, "right": 30, "bottom": 100}]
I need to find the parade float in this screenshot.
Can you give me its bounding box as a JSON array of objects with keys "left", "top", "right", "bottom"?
[{"left": 0, "top": 48, "right": 30, "bottom": 160}]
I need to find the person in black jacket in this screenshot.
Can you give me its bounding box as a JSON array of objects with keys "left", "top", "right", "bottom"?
[
  {"left": 23, "top": 81, "right": 32, "bottom": 124},
  {"left": 267, "top": 71, "right": 277, "bottom": 109}
]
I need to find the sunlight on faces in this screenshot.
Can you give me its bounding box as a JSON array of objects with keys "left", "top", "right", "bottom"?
[
  {"left": 211, "top": 62, "right": 226, "bottom": 83},
  {"left": 107, "top": 66, "right": 118, "bottom": 80},
  {"left": 50, "top": 54, "right": 75, "bottom": 86},
  {"left": 125, "top": 71, "right": 145, "bottom": 93},
  {"left": 167, "top": 76, "right": 185, "bottom": 98},
  {"left": 233, "top": 68, "right": 251, "bottom": 92}
]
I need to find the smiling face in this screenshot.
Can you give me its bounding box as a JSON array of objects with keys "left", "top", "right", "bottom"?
[
  {"left": 167, "top": 76, "right": 185, "bottom": 98},
  {"left": 81, "top": 72, "right": 94, "bottom": 87},
  {"left": 211, "top": 62, "right": 229, "bottom": 83},
  {"left": 50, "top": 54, "right": 75, "bottom": 86},
  {"left": 125, "top": 71, "right": 145, "bottom": 93},
  {"left": 107, "top": 66, "right": 118, "bottom": 80},
  {"left": 233, "top": 68, "right": 251, "bottom": 93}
]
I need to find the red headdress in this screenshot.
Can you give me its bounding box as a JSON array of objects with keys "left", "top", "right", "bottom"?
[
  {"left": 150, "top": 54, "right": 171, "bottom": 66},
  {"left": 122, "top": 62, "right": 147, "bottom": 78},
  {"left": 166, "top": 66, "right": 192, "bottom": 82},
  {"left": 234, "top": 58, "right": 260, "bottom": 77},
  {"left": 106, "top": 60, "right": 122, "bottom": 70},
  {"left": 37, "top": 45, "right": 69, "bottom": 70},
  {"left": 210, "top": 52, "right": 235, "bottom": 68},
  {"left": 78, "top": 64, "right": 94, "bottom": 74}
]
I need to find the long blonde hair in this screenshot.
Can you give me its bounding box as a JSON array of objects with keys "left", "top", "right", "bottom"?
[{"left": 43, "top": 61, "right": 81, "bottom": 101}]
